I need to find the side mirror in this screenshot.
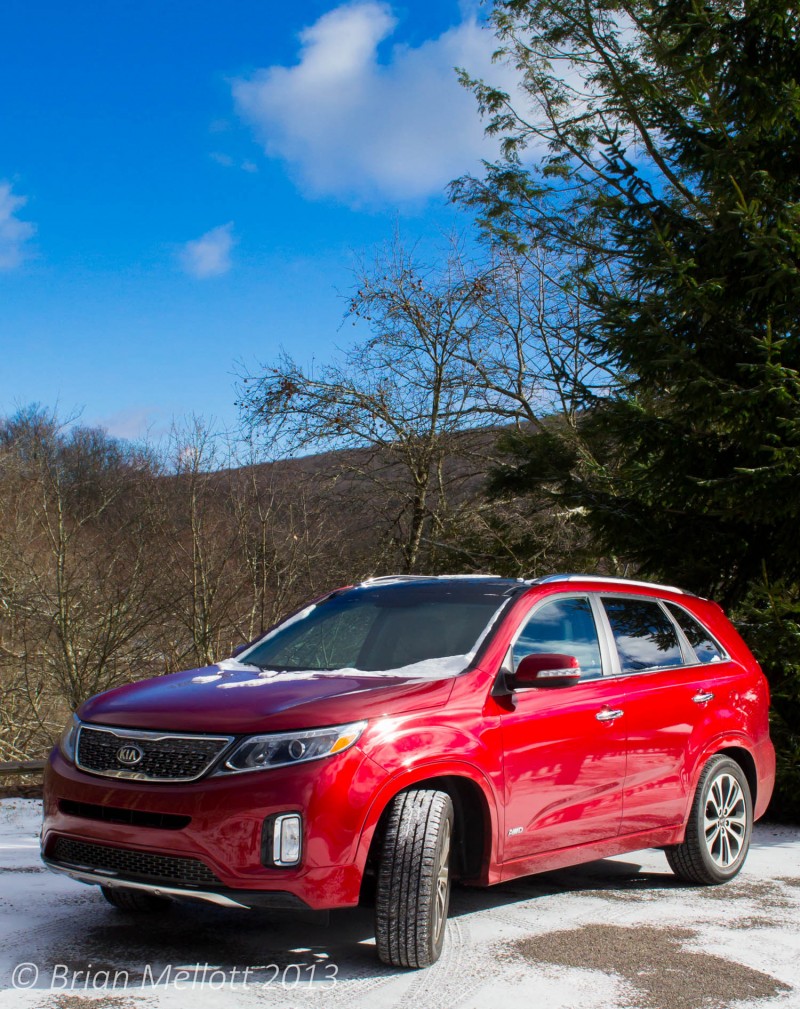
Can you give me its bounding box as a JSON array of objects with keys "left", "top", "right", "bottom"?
[
  {"left": 513, "top": 652, "right": 582, "bottom": 688},
  {"left": 231, "top": 643, "right": 249, "bottom": 658}
]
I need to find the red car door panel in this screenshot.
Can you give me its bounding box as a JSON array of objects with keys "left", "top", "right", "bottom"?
[
  {"left": 620, "top": 661, "right": 749, "bottom": 831},
  {"left": 597, "top": 593, "right": 747, "bottom": 833},
  {"left": 500, "top": 678, "right": 627, "bottom": 858},
  {"left": 498, "top": 594, "right": 626, "bottom": 860}
]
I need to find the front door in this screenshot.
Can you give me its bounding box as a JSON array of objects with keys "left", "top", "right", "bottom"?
[{"left": 499, "top": 595, "right": 627, "bottom": 860}]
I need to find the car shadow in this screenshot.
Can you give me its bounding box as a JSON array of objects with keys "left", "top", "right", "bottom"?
[
  {"left": 449, "top": 856, "right": 693, "bottom": 921},
  {"left": 22, "top": 856, "right": 694, "bottom": 987}
]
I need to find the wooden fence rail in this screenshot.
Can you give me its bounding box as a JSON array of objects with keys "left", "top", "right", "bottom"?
[{"left": 0, "top": 759, "right": 47, "bottom": 778}]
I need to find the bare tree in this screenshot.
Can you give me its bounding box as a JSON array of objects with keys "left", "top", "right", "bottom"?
[
  {"left": 239, "top": 238, "right": 493, "bottom": 572},
  {"left": 461, "top": 243, "right": 615, "bottom": 432},
  {"left": 0, "top": 420, "right": 59, "bottom": 760},
  {"left": 146, "top": 420, "right": 248, "bottom": 668},
  {"left": 148, "top": 420, "right": 340, "bottom": 667},
  {"left": 227, "top": 461, "right": 337, "bottom": 643},
  {"left": 0, "top": 409, "right": 162, "bottom": 723},
  {"left": 0, "top": 407, "right": 356, "bottom": 762}
]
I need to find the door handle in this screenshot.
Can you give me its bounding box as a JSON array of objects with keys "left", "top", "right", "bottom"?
[
  {"left": 596, "top": 708, "right": 624, "bottom": 722},
  {"left": 692, "top": 691, "right": 715, "bottom": 704}
]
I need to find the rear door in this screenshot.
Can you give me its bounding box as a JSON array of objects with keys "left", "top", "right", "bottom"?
[
  {"left": 597, "top": 594, "right": 740, "bottom": 833},
  {"left": 499, "top": 594, "right": 628, "bottom": 860}
]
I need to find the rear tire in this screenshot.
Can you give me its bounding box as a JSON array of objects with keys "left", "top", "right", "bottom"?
[
  {"left": 665, "top": 755, "right": 752, "bottom": 885},
  {"left": 375, "top": 789, "right": 454, "bottom": 968},
  {"left": 101, "top": 886, "right": 172, "bottom": 912}
]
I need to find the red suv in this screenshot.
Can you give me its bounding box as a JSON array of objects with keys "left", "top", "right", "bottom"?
[{"left": 43, "top": 574, "right": 775, "bottom": 968}]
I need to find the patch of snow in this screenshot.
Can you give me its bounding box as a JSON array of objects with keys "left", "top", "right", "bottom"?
[
  {"left": 214, "top": 658, "right": 264, "bottom": 673},
  {"left": 0, "top": 799, "right": 42, "bottom": 871},
  {"left": 192, "top": 660, "right": 266, "bottom": 683},
  {"left": 213, "top": 653, "right": 471, "bottom": 687},
  {"left": 217, "top": 672, "right": 321, "bottom": 689},
  {"left": 332, "top": 653, "right": 470, "bottom": 680},
  {"left": 1, "top": 799, "right": 799, "bottom": 1006}
]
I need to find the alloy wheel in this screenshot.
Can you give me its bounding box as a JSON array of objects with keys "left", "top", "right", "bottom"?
[{"left": 703, "top": 772, "right": 747, "bottom": 867}]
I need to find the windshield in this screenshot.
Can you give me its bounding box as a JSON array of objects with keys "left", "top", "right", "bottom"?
[{"left": 240, "top": 581, "right": 515, "bottom": 675}]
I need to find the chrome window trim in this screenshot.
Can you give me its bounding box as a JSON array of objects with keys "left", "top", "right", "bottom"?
[
  {"left": 501, "top": 589, "right": 733, "bottom": 685},
  {"left": 662, "top": 600, "right": 730, "bottom": 666},
  {"left": 590, "top": 593, "right": 619, "bottom": 677},
  {"left": 595, "top": 592, "right": 731, "bottom": 680},
  {"left": 506, "top": 592, "right": 610, "bottom": 680},
  {"left": 656, "top": 599, "right": 695, "bottom": 666},
  {"left": 75, "top": 724, "right": 236, "bottom": 783}
]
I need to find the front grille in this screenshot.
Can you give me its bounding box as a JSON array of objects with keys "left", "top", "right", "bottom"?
[
  {"left": 76, "top": 725, "right": 233, "bottom": 782},
  {"left": 50, "top": 837, "right": 219, "bottom": 887},
  {"left": 59, "top": 799, "right": 191, "bottom": 830}
]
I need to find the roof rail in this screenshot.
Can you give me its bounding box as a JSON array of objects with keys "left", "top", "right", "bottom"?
[
  {"left": 532, "top": 574, "right": 685, "bottom": 594},
  {"left": 359, "top": 573, "right": 513, "bottom": 586},
  {"left": 359, "top": 575, "right": 431, "bottom": 586}
]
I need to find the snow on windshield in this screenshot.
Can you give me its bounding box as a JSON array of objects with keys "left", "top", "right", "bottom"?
[
  {"left": 216, "top": 653, "right": 471, "bottom": 687},
  {"left": 212, "top": 582, "right": 514, "bottom": 683}
]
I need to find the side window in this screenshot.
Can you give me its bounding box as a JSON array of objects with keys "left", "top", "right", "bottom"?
[
  {"left": 513, "top": 597, "right": 603, "bottom": 680},
  {"left": 602, "top": 597, "right": 685, "bottom": 673},
  {"left": 665, "top": 603, "right": 725, "bottom": 664}
]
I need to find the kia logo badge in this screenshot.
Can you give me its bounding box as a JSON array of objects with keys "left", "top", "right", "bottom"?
[{"left": 116, "top": 744, "right": 144, "bottom": 766}]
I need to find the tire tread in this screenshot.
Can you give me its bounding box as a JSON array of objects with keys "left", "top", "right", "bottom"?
[
  {"left": 375, "top": 789, "right": 453, "bottom": 968},
  {"left": 665, "top": 755, "right": 752, "bottom": 886}
]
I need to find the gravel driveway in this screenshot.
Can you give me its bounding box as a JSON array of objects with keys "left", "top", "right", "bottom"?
[{"left": 1, "top": 799, "right": 798, "bottom": 1009}]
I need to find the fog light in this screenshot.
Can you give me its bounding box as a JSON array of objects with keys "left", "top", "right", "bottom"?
[{"left": 272, "top": 813, "right": 302, "bottom": 866}]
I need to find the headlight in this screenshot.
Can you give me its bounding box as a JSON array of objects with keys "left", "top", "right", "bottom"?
[
  {"left": 59, "top": 715, "right": 80, "bottom": 762},
  {"left": 219, "top": 721, "right": 367, "bottom": 774}
]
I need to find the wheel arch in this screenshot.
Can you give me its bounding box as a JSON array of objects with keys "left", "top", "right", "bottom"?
[
  {"left": 717, "top": 745, "right": 758, "bottom": 809},
  {"left": 687, "top": 737, "right": 759, "bottom": 821},
  {"left": 356, "top": 766, "right": 497, "bottom": 893}
]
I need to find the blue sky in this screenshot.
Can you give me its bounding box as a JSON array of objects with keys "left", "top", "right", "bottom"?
[{"left": 0, "top": 0, "right": 514, "bottom": 440}]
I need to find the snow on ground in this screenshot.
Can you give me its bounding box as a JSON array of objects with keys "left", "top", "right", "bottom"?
[{"left": 1, "top": 799, "right": 798, "bottom": 1009}]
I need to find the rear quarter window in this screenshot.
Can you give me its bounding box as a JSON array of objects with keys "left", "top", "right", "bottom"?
[{"left": 665, "top": 603, "right": 725, "bottom": 664}]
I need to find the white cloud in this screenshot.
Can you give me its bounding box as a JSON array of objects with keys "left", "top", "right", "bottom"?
[
  {"left": 96, "top": 407, "right": 168, "bottom": 441},
  {"left": 210, "top": 151, "right": 235, "bottom": 168},
  {"left": 179, "top": 222, "right": 235, "bottom": 278},
  {"left": 209, "top": 151, "right": 259, "bottom": 173},
  {"left": 231, "top": 2, "right": 519, "bottom": 204},
  {"left": 0, "top": 182, "right": 35, "bottom": 270}
]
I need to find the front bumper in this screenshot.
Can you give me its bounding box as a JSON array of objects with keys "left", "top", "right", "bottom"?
[
  {"left": 42, "top": 743, "right": 383, "bottom": 911},
  {"left": 42, "top": 858, "right": 311, "bottom": 909}
]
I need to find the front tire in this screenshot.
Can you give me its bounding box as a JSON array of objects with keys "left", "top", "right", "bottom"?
[
  {"left": 101, "top": 886, "right": 172, "bottom": 912},
  {"left": 666, "top": 755, "right": 753, "bottom": 885},
  {"left": 375, "top": 789, "right": 454, "bottom": 968}
]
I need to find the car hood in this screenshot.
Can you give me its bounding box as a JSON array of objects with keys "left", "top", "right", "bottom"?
[{"left": 77, "top": 657, "right": 463, "bottom": 733}]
